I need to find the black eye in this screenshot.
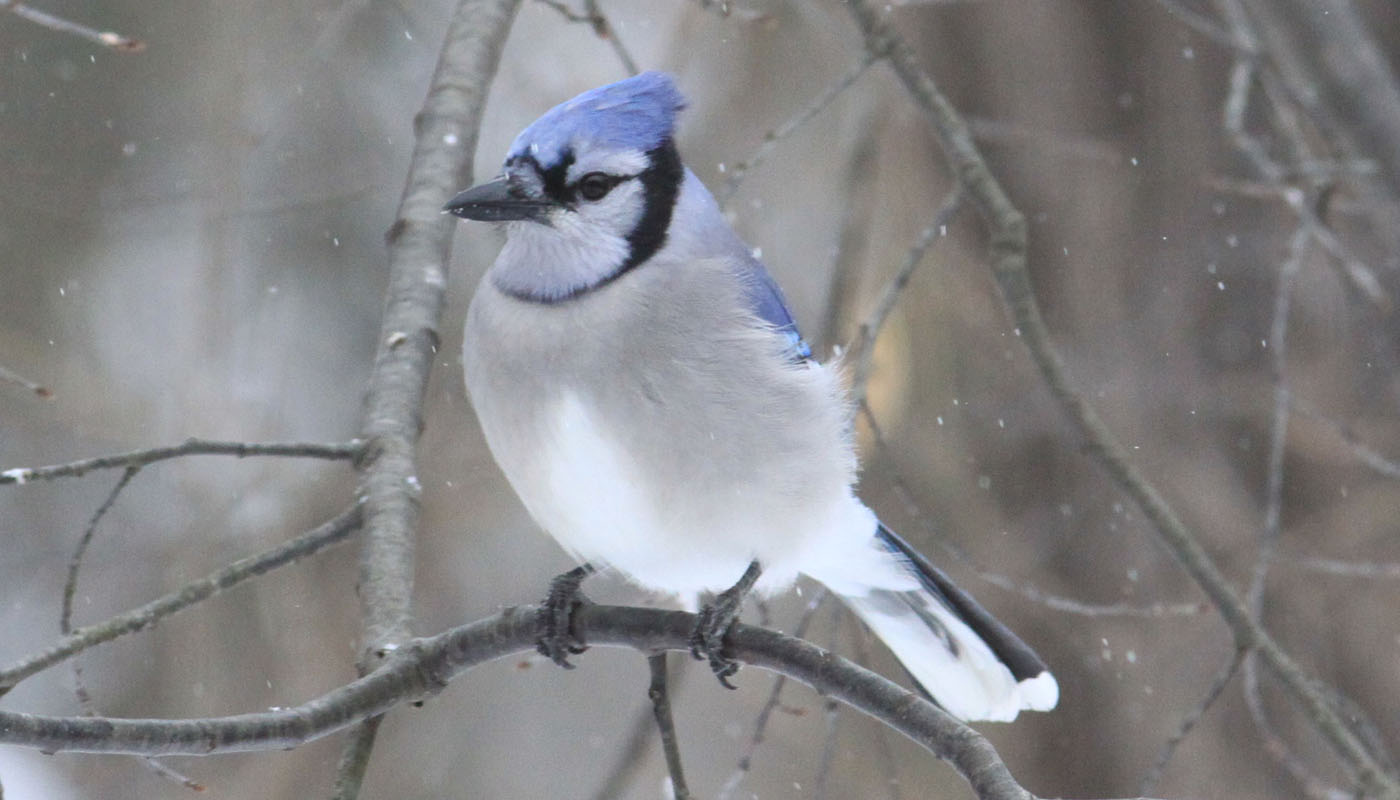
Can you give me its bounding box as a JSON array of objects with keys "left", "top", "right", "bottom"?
[{"left": 577, "top": 172, "right": 614, "bottom": 201}]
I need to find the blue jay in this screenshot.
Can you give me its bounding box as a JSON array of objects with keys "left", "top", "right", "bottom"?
[{"left": 446, "top": 72, "right": 1057, "bottom": 721}]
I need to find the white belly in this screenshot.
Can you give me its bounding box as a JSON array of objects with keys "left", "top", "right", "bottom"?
[{"left": 462, "top": 266, "right": 911, "bottom": 600}]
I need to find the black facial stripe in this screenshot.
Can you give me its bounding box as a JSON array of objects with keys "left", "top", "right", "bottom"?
[
  {"left": 618, "top": 138, "right": 683, "bottom": 273},
  {"left": 509, "top": 150, "right": 576, "bottom": 205}
]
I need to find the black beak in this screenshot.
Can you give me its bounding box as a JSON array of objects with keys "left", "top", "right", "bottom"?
[{"left": 443, "top": 177, "right": 554, "bottom": 222}]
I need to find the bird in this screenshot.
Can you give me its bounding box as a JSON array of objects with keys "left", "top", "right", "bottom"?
[{"left": 445, "top": 71, "right": 1057, "bottom": 722}]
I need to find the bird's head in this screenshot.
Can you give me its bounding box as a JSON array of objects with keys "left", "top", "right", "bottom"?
[{"left": 446, "top": 71, "right": 689, "bottom": 301}]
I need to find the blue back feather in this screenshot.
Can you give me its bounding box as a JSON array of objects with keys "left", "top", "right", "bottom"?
[{"left": 741, "top": 259, "right": 811, "bottom": 361}]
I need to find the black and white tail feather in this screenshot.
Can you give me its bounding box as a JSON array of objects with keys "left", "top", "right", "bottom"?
[{"left": 837, "top": 523, "right": 1058, "bottom": 722}]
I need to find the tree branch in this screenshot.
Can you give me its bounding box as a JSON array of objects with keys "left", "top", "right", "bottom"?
[
  {"left": 0, "top": 505, "right": 363, "bottom": 696},
  {"left": 648, "top": 653, "right": 691, "bottom": 799},
  {"left": 842, "top": 2, "right": 1400, "bottom": 796},
  {"left": 335, "top": 0, "right": 522, "bottom": 794},
  {"left": 0, "top": 605, "right": 1049, "bottom": 800},
  {"left": 0, "top": 439, "right": 359, "bottom": 486}
]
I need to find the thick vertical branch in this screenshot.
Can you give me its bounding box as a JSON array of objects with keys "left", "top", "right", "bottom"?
[{"left": 337, "top": 0, "right": 522, "bottom": 795}]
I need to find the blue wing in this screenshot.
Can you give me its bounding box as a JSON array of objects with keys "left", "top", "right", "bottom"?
[{"left": 738, "top": 255, "right": 812, "bottom": 363}]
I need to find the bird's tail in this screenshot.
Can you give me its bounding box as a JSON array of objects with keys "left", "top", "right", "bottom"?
[{"left": 832, "top": 523, "right": 1058, "bottom": 722}]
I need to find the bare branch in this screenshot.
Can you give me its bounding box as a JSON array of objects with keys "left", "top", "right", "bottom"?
[
  {"left": 1283, "top": 557, "right": 1400, "bottom": 580},
  {"left": 328, "top": 719, "right": 383, "bottom": 800},
  {"left": 0, "top": 0, "right": 145, "bottom": 52},
  {"left": 0, "top": 439, "right": 359, "bottom": 486},
  {"left": 0, "top": 604, "right": 1055, "bottom": 800},
  {"left": 1243, "top": 654, "right": 1350, "bottom": 800},
  {"left": 847, "top": 188, "right": 963, "bottom": 411},
  {"left": 0, "top": 505, "right": 362, "bottom": 695},
  {"left": 1287, "top": 397, "right": 1400, "bottom": 480},
  {"left": 812, "top": 698, "right": 842, "bottom": 800},
  {"left": 1139, "top": 646, "right": 1245, "bottom": 795},
  {"left": 337, "top": 0, "right": 522, "bottom": 792},
  {"left": 1247, "top": 225, "right": 1309, "bottom": 617},
  {"left": 966, "top": 116, "right": 1127, "bottom": 166},
  {"left": 843, "top": 3, "right": 1400, "bottom": 794},
  {"left": 61, "top": 467, "right": 141, "bottom": 717},
  {"left": 62, "top": 467, "right": 141, "bottom": 637},
  {"left": 58, "top": 467, "right": 208, "bottom": 792},
  {"left": 1263, "top": 0, "right": 1400, "bottom": 204},
  {"left": 536, "top": 0, "right": 640, "bottom": 76},
  {"left": 585, "top": 0, "right": 639, "bottom": 77},
  {"left": 648, "top": 653, "right": 691, "bottom": 799},
  {"left": 717, "top": 54, "right": 879, "bottom": 206}
]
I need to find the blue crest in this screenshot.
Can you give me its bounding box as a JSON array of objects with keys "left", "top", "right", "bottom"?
[{"left": 507, "top": 72, "right": 687, "bottom": 167}]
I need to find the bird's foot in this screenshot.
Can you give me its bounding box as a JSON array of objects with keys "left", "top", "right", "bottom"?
[
  {"left": 689, "top": 560, "right": 762, "bottom": 689},
  {"left": 536, "top": 564, "right": 594, "bottom": 668}
]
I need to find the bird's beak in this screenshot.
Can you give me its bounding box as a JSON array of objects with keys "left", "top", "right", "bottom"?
[{"left": 443, "top": 177, "right": 554, "bottom": 222}]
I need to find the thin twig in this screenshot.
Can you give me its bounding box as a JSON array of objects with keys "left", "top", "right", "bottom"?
[
  {"left": 0, "top": 0, "right": 145, "bottom": 52},
  {"left": 648, "top": 653, "right": 691, "bottom": 800},
  {"left": 64, "top": 466, "right": 139, "bottom": 722},
  {"left": 0, "top": 505, "right": 363, "bottom": 695},
  {"left": 847, "top": 189, "right": 964, "bottom": 411},
  {"left": 536, "top": 0, "right": 638, "bottom": 76},
  {"left": 1225, "top": 0, "right": 1394, "bottom": 783},
  {"left": 1139, "top": 646, "right": 1246, "bottom": 795},
  {"left": 1242, "top": 654, "right": 1350, "bottom": 800},
  {"left": 1287, "top": 397, "right": 1400, "bottom": 480},
  {"left": 0, "top": 439, "right": 360, "bottom": 486},
  {"left": 717, "top": 54, "right": 878, "bottom": 206},
  {"left": 584, "top": 0, "right": 639, "bottom": 76},
  {"left": 334, "top": 0, "right": 521, "bottom": 794},
  {"left": 0, "top": 363, "right": 51, "bottom": 398},
  {"left": 587, "top": 654, "right": 692, "bottom": 800},
  {"left": 966, "top": 116, "right": 1126, "bottom": 166},
  {"left": 1248, "top": 226, "right": 1309, "bottom": 618},
  {"left": 812, "top": 698, "right": 842, "bottom": 800},
  {"left": 818, "top": 99, "right": 884, "bottom": 351},
  {"left": 843, "top": 3, "right": 1400, "bottom": 794},
  {"left": 1284, "top": 557, "right": 1400, "bottom": 580},
  {"left": 1214, "top": 0, "right": 1390, "bottom": 309},
  {"left": 62, "top": 468, "right": 141, "bottom": 637},
  {"left": 1237, "top": 226, "right": 1349, "bottom": 799}
]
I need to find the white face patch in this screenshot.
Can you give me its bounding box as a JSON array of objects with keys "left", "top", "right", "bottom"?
[
  {"left": 569, "top": 177, "right": 645, "bottom": 239},
  {"left": 565, "top": 148, "right": 649, "bottom": 184},
  {"left": 488, "top": 142, "right": 667, "bottom": 300},
  {"left": 492, "top": 177, "right": 645, "bottom": 300}
]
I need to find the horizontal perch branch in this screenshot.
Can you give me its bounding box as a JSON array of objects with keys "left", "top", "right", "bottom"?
[{"left": 0, "top": 604, "right": 1037, "bottom": 800}]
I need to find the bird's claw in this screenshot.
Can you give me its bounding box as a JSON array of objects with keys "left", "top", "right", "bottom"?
[
  {"left": 689, "top": 593, "right": 744, "bottom": 689},
  {"left": 536, "top": 567, "right": 592, "bottom": 668}
]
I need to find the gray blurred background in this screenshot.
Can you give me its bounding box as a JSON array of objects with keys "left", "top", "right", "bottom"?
[{"left": 3, "top": 1, "right": 1400, "bottom": 797}]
